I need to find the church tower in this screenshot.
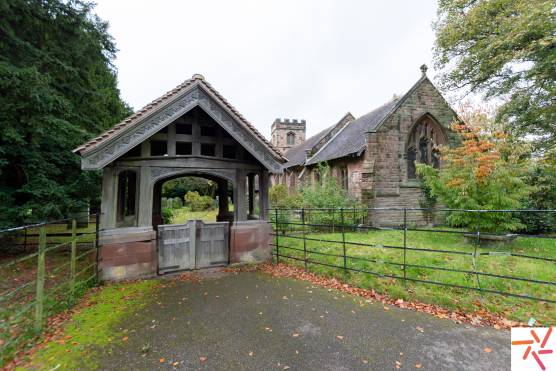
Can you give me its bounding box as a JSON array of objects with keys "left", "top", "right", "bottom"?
[{"left": 271, "top": 118, "right": 306, "bottom": 154}]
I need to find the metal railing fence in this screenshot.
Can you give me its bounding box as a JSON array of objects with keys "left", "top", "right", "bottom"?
[{"left": 269, "top": 207, "right": 556, "bottom": 304}]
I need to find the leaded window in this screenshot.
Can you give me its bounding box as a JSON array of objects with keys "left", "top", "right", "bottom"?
[{"left": 406, "top": 116, "right": 445, "bottom": 179}]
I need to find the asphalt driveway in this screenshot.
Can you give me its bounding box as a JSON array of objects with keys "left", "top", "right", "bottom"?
[{"left": 99, "top": 270, "right": 510, "bottom": 370}]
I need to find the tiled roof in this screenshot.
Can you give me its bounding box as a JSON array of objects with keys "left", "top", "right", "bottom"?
[
  {"left": 305, "top": 100, "right": 397, "bottom": 165},
  {"left": 74, "top": 74, "right": 286, "bottom": 162},
  {"left": 283, "top": 112, "right": 354, "bottom": 168},
  {"left": 283, "top": 127, "right": 335, "bottom": 168},
  {"left": 304, "top": 75, "right": 434, "bottom": 165}
]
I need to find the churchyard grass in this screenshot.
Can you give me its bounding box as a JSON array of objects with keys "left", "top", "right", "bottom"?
[
  {"left": 171, "top": 208, "right": 219, "bottom": 224},
  {"left": 273, "top": 229, "right": 556, "bottom": 324}
]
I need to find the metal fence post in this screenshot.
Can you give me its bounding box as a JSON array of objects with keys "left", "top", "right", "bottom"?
[
  {"left": 331, "top": 208, "right": 335, "bottom": 233},
  {"left": 34, "top": 226, "right": 46, "bottom": 332},
  {"left": 473, "top": 210, "right": 482, "bottom": 292},
  {"left": 275, "top": 208, "right": 279, "bottom": 265},
  {"left": 403, "top": 208, "right": 407, "bottom": 286},
  {"left": 70, "top": 219, "right": 77, "bottom": 302},
  {"left": 302, "top": 208, "right": 307, "bottom": 271},
  {"left": 341, "top": 208, "right": 347, "bottom": 274}
]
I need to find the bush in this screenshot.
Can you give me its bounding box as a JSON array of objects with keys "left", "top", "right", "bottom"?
[
  {"left": 300, "top": 164, "right": 364, "bottom": 229},
  {"left": 416, "top": 110, "right": 532, "bottom": 233},
  {"left": 270, "top": 164, "right": 365, "bottom": 232},
  {"left": 161, "top": 208, "right": 173, "bottom": 224},
  {"left": 269, "top": 184, "right": 301, "bottom": 208},
  {"left": 172, "top": 197, "right": 183, "bottom": 209},
  {"left": 518, "top": 152, "right": 556, "bottom": 234},
  {"left": 184, "top": 191, "right": 215, "bottom": 211},
  {"left": 162, "top": 177, "right": 217, "bottom": 199}
]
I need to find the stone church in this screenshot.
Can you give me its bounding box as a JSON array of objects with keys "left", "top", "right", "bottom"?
[{"left": 271, "top": 65, "right": 460, "bottom": 224}]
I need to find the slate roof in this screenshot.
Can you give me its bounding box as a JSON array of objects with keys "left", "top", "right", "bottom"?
[
  {"left": 283, "top": 125, "right": 337, "bottom": 168},
  {"left": 74, "top": 74, "right": 286, "bottom": 162},
  {"left": 305, "top": 100, "right": 397, "bottom": 165}
]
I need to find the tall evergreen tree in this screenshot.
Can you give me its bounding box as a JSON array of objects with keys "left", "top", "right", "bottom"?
[{"left": 0, "top": 0, "right": 131, "bottom": 228}]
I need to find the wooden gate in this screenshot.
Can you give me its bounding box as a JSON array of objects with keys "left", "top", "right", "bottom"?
[{"left": 157, "top": 220, "right": 229, "bottom": 274}]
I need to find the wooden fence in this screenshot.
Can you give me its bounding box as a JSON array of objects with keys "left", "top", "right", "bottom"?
[{"left": 0, "top": 215, "right": 99, "bottom": 366}]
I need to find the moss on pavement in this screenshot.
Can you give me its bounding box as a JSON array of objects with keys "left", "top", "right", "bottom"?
[{"left": 17, "top": 279, "right": 159, "bottom": 370}]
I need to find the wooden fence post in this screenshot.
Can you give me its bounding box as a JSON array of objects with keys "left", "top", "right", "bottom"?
[
  {"left": 34, "top": 226, "right": 46, "bottom": 332},
  {"left": 70, "top": 219, "right": 77, "bottom": 302},
  {"left": 95, "top": 212, "right": 100, "bottom": 281}
]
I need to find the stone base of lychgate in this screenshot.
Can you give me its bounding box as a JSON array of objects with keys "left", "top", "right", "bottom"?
[
  {"left": 98, "top": 227, "right": 157, "bottom": 281},
  {"left": 97, "top": 221, "right": 272, "bottom": 281},
  {"left": 229, "top": 221, "right": 271, "bottom": 264}
]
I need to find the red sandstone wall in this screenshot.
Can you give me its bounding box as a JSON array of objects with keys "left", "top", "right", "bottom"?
[
  {"left": 229, "top": 221, "right": 271, "bottom": 264},
  {"left": 98, "top": 228, "right": 157, "bottom": 281}
]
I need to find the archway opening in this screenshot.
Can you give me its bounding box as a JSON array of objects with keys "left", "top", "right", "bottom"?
[{"left": 152, "top": 174, "right": 233, "bottom": 230}]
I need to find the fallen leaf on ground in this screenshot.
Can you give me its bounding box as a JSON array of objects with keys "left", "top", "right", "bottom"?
[
  {"left": 257, "top": 263, "right": 523, "bottom": 330},
  {"left": 122, "top": 336, "right": 129, "bottom": 341},
  {"left": 159, "top": 358, "right": 165, "bottom": 363}
]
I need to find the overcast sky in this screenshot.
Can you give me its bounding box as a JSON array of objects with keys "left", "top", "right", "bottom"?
[{"left": 94, "top": 0, "right": 442, "bottom": 139}]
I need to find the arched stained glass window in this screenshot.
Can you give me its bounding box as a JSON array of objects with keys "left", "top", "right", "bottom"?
[{"left": 406, "top": 115, "right": 446, "bottom": 179}]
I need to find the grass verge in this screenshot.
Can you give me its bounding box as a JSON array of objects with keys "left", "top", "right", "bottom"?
[{"left": 13, "top": 279, "right": 159, "bottom": 370}]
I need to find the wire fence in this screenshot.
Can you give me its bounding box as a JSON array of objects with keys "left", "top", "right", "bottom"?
[
  {"left": 0, "top": 214, "right": 100, "bottom": 366},
  {"left": 269, "top": 207, "right": 556, "bottom": 305}
]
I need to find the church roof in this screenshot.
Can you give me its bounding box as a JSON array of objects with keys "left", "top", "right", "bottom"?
[
  {"left": 74, "top": 74, "right": 286, "bottom": 163},
  {"left": 283, "top": 112, "right": 354, "bottom": 168},
  {"left": 305, "top": 100, "right": 397, "bottom": 165},
  {"left": 287, "top": 71, "right": 439, "bottom": 167}
]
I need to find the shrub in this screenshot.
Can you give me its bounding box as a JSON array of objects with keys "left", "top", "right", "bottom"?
[
  {"left": 161, "top": 208, "right": 173, "bottom": 224},
  {"left": 172, "top": 197, "right": 183, "bottom": 209},
  {"left": 162, "top": 177, "right": 217, "bottom": 199},
  {"left": 416, "top": 109, "right": 532, "bottom": 233},
  {"left": 518, "top": 151, "right": 556, "bottom": 234},
  {"left": 184, "top": 191, "right": 215, "bottom": 211},
  {"left": 269, "top": 184, "right": 301, "bottom": 208},
  {"left": 299, "top": 163, "right": 364, "bottom": 228}
]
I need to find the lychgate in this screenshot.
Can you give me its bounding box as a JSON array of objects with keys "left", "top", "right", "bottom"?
[{"left": 74, "top": 74, "right": 286, "bottom": 281}]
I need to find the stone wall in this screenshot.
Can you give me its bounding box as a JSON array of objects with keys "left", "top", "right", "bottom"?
[
  {"left": 98, "top": 227, "right": 157, "bottom": 281},
  {"left": 229, "top": 221, "right": 271, "bottom": 263},
  {"left": 271, "top": 118, "right": 306, "bottom": 153},
  {"left": 361, "top": 77, "right": 459, "bottom": 226}
]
